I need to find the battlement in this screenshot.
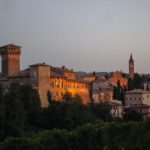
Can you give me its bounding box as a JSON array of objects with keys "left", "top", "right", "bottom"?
[
  {"left": 0, "top": 44, "right": 21, "bottom": 55},
  {"left": 0, "top": 44, "right": 21, "bottom": 76}
]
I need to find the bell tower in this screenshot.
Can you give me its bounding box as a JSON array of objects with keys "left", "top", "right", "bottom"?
[
  {"left": 0, "top": 44, "right": 21, "bottom": 76},
  {"left": 129, "top": 54, "right": 134, "bottom": 79}
]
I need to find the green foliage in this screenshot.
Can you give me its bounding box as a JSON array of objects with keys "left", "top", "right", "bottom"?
[
  {"left": 40, "top": 93, "right": 112, "bottom": 130},
  {"left": 113, "top": 80, "right": 125, "bottom": 102},
  {"left": 128, "top": 77, "right": 135, "bottom": 90},
  {"left": 2, "top": 119, "right": 150, "bottom": 150},
  {"left": 47, "top": 90, "right": 52, "bottom": 105},
  {"left": 0, "top": 84, "right": 41, "bottom": 139},
  {"left": 0, "top": 85, "right": 5, "bottom": 140},
  {"left": 89, "top": 104, "right": 112, "bottom": 121},
  {"left": 123, "top": 108, "right": 143, "bottom": 121},
  {"left": 113, "top": 86, "right": 117, "bottom": 99},
  {"left": 62, "top": 92, "right": 73, "bottom": 102},
  {"left": 1, "top": 83, "right": 150, "bottom": 150},
  {"left": 133, "top": 73, "right": 143, "bottom": 89},
  {"left": 4, "top": 84, "right": 25, "bottom": 137},
  {"left": 128, "top": 73, "right": 143, "bottom": 90},
  {"left": 19, "top": 84, "right": 41, "bottom": 131},
  {"left": 40, "top": 95, "right": 92, "bottom": 130}
]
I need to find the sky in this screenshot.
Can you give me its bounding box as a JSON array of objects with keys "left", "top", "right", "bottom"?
[{"left": 0, "top": 0, "right": 150, "bottom": 73}]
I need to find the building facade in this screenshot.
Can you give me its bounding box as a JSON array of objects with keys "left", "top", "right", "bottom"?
[
  {"left": 0, "top": 44, "right": 90, "bottom": 107},
  {"left": 0, "top": 44, "right": 21, "bottom": 76},
  {"left": 109, "top": 71, "right": 128, "bottom": 87},
  {"left": 83, "top": 72, "right": 98, "bottom": 82},
  {"left": 92, "top": 79, "right": 113, "bottom": 103},
  {"left": 125, "top": 89, "right": 150, "bottom": 107},
  {"left": 125, "top": 89, "right": 150, "bottom": 116},
  {"left": 110, "top": 100, "right": 123, "bottom": 118},
  {"left": 49, "top": 66, "right": 90, "bottom": 105}
]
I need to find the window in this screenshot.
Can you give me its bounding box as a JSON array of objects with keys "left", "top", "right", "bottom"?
[
  {"left": 52, "top": 82, "right": 54, "bottom": 88},
  {"left": 57, "top": 84, "right": 59, "bottom": 88}
]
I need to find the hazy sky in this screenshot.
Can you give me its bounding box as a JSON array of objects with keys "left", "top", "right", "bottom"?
[{"left": 0, "top": 0, "right": 150, "bottom": 73}]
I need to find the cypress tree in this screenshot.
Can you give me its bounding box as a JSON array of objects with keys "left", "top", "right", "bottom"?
[
  {"left": 0, "top": 84, "right": 5, "bottom": 140},
  {"left": 4, "top": 84, "right": 25, "bottom": 137}
]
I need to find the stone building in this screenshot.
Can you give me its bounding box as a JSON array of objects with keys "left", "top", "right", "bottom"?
[
  {"left": 125, "top": 89, "right": 150, "bottom": 107},
  {"left": 125, "top": 89, "right": 150, "bottom": 116},
  {"left": 83, "top": 72, "right": 98, "bottom": 82},
  {"left": 92, "top": 79, "right": 113, "bottom": 103},
  {"left": 0, "top": 44, "right": 21, "bottom": 76},
  {"left": 49, "top": 66, "right": 90, "bottom": 105},
  {"left": 0, "top": 44, "right": 90, "bottom": 107},
  {"left": 110, "top": 100, "right": 123, "bottom": 118}
]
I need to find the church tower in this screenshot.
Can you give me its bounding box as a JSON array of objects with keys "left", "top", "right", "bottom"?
[
  {"left": 129, "top": 54, "right": 134, "bottom": 79},
  {"left": 0, "top": 44, "right": 21, "bottom": 76}
]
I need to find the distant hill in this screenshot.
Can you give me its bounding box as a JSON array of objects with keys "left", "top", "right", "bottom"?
[
  {"left": 76, "top": 71, "right": 110, "bottom": 77},
  {"left": 96, "top": 72, "right": 110, "bottom": 77},
  {"left": 76, "top": 71, "right": 87, "bottom": 77}
]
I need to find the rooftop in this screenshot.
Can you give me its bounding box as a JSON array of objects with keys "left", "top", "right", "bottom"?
[
  {"left": 126, "top": 89, "right": 150, "bottom": 94},
  {"left": 0, "top": 44, "right": 21, "bottom": 48}
]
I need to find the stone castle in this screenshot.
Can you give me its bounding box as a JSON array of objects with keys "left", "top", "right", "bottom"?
[
  {"left": 0, "top": 44, "right": 90, "bottom": 107},
  {"left": 0, "top": 44, "right": 134, "bottom": 107}
]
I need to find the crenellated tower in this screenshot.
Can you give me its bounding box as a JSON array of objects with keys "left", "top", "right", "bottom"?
[{"left": 0, "top": 44, "right": 21, "bottom": 76}]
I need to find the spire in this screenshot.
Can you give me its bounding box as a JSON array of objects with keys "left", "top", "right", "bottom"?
[
  {"left": 130, "top": 53, "right": 132, "bottom": 59},
  {"left": 129, "top": 53, "right": 134, "bottom": 63}
]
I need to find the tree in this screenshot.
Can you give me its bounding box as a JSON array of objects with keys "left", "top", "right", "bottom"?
[
  {"left": 123, "top": 108, "right": 143, "bottom": 121},
  {"left": 73, "top": 94, "right": 82, "bottom": 103},
  {"left": 116, "top": 80, "right": 121, "bottom": 100},
  {"left": 89, "top": 103, "right": 112, "bottom": 121},
  {"left": 19, "top": 85, "right": 41, "bottom": 131},
  {"left": 120, "top": 87, "right": 125, "bottom": 104},
  {"left": 4, "top": 84, "right": 25, "bottom": 137},
  {"left": 133, "top": 73, "right": 142, "bottom": 89},
  {"left": 128, "top": 78, "right": 135, "bottom": 90},
  {"left": 113, "top": 86, "right": 117, "bottom": 99},
  {"left": 128, "top": 73, "right": 143, "bottom": 90},
  {"left": 113, "top": 80, "right": 125, "bottom": 102},
  {"left": 0, "top": 84, "right": 5, "bottom": 140},
  {"left": 62, "top": 92, "right": 73, "bottom": 102},
  {"left": 47, "top": 90, "right": 52, "bottom": 105}
]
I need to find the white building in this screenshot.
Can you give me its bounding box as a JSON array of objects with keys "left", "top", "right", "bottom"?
[
  {"left": 125, "top": 89, "right": 150, "bottom": 107},
  {"left": 125, "top": 89, "right": 150, "bottom": 116},
  {"left": 110, "top": 100, "right": 123, "bottom": 118},
  {"left": 92, "top": 79, "right": 113, "bottom": 103}
]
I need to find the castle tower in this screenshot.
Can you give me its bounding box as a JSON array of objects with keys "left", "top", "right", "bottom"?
[
  {"left": 129, "top": 54, "right": 134, "bottom": 79},
  {"left": 30, "top": 63, "right": 50, "bottom": 107},
  {"left": 0, "top": 44, "right": 21, "bottom": 76}
]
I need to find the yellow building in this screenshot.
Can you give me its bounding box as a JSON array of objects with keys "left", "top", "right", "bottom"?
[
  {"left": 50, "top": 66, "right": 90, "bottom": 104},
  {"left": 0, "top": 44, "right": 90, "bottom": 107},
  {"left": 83, "top": 72, "right": 98, "bottom": 82}
]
